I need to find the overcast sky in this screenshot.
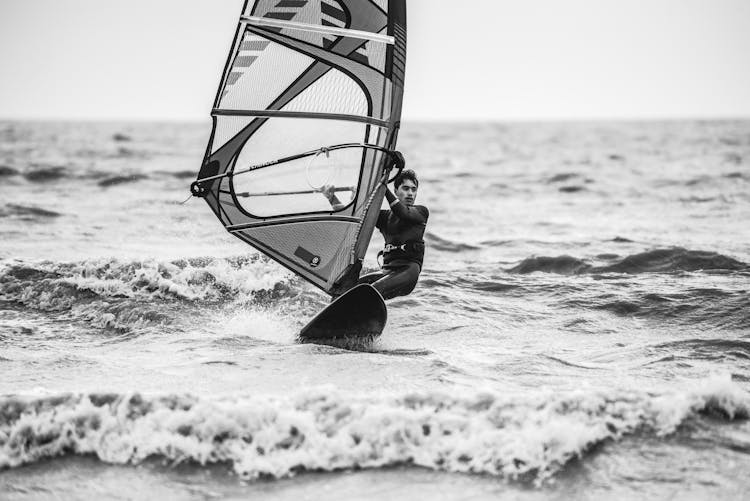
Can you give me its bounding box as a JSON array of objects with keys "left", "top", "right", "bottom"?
[{"left": 1, "top": 0, "right": 749, "bottom": 121}]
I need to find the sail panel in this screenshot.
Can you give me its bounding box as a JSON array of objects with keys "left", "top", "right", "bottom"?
[
  {"left": 217, "top": 29, "right": 390, "bottom": 119},
  {"left": 219, "top": 32, "right": 313, "bottom": 111},
  {"left": 371, "top": 0, "right": 388, "bottom": 13},
  {"left": 233, "top": 117, "right": 368, "bottom": 180},
  {"left": 210, "top": 116, "right": 254, "bottom": 154},
  {"left": 235, "top": 219, "right": 359, "bottom": 288},
  {"left": 282, "top": 68, "right": 369, "bottom": 116},
  {"left": 233, "top": 155, "right": 364, "bottom": 217},
  {"left": 232, "top": 118, "right": 370, "bottom": 217}
]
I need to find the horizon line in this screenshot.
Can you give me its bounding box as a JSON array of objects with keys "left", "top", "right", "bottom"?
[{"left": 1, "top": 114, "right": 750, "bottom": 125}]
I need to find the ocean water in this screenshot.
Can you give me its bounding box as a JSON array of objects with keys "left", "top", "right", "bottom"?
[{"left": 1, "top": 119, "right": 749, "bottom": 499}]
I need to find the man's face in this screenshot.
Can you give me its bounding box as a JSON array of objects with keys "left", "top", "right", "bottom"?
[{"left": 395, "top": 179, "right": 418, "bottom": 206}]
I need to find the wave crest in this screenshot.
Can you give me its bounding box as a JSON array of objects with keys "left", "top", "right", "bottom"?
[
  {"left": 0, "top": 204, "right": 62, "bottom": 220},
  {"left": 1, "top": 376, "right": 746, "bottom": 482},
  {"left": 509, "top": 248, "right": 747, "bottom": 275},
  {"left": 0, "top": 257, "right": 295, "bottom": 332},
  {"left": 424, "top": 233, "right": 481, "bottom": 252}
]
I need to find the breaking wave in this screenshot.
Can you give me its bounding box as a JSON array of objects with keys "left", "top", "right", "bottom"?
[
  {"left": 508, "top": 255, "right": 591, "bottom": 275},
  {"left": 0, "top": 376, "right": 746, "bottom": 483},
  {"left": 7, "top": 167, "right": 196, "bottom": 187},
  {"left": 0, "top": 256, "right": 295, "bottom": 331},
  {"left": 546, "top": 172, "right": 581, "bottom": 183},
  {"left": 652, "top": 338, "right": 750, "bottom": 363},
  {"left": 0, "top": 165, "right": 19, "bottom": 177},
  {"left": 97, "top": 174, "right": 149, "bottom": 187},
  {"left": 598, "top": 248, "right": 747, "bottom": 274},
  {"left": 588, "top": 290, "right": 750, "bottom": 329},
  {"left": 0, "top": 204, "right": 62, "bottom": 219},
  {"left": 425, "top": 233, "right": 481, "bottom": 252},
  {"left": 558, "top": 185, "right": 587, "bottom": 193},
  {"left": 112, "top": 133, "right": 132, "bottom": 142},
  {"left": 0, "top": 256, "right": 292, "bottom": 305},
  {"left": 22, "top": 165, "right": 70, "bottom": 182},
  {"left": 509, "top": 248, "right": 748, "bottom": 275},
  {"left": 169, "top": 170, "right": 197, "bottom": 179}
]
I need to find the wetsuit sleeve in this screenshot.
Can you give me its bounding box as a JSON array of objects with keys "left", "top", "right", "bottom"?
[
  {"left": 384, "top": 189, "right": 429, "bottom": 224},
  {"left": 376, "top": 210, "right": 388, "bottom": 232}
]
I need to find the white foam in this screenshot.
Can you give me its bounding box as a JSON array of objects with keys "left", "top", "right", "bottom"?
[
  {"left": 222, "top": 308, "right": 296, "bottom": 344},
  {"left": 0, "top": 256, "right": 294, "bottom": 307},
  {"left": 1, "top": 375, "right": 747, "bottom": 482}
]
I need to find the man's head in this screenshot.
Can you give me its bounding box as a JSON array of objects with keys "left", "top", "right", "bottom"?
[{"left": 394, "top": 169, "right": 418, "bottom": 206}]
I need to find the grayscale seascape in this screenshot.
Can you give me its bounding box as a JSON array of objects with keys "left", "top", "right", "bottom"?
[{"left": 1, "top": 119, "right": 749, "bottom": 499}]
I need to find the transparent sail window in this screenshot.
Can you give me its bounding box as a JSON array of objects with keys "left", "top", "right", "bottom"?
[{"left": 232, "top": 118, "right": 369, "bottom": 218}]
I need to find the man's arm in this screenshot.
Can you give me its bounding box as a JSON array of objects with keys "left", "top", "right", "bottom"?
[
  {"left": 384, "top": 189, "right": 428, "bottom": 224},
  {"left": 321, "top": 184, "right": 345, "bottom": 211},
  {"left": 375, "top": 209, "right": 388, "bottom": 232}
]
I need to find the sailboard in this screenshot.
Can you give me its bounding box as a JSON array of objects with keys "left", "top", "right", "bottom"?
[
  {"left": 191, "top": 0, "right": 407, "bottom": 339},
  {"left": 298, "top": 283, "right": 386, "bottom": 344}
]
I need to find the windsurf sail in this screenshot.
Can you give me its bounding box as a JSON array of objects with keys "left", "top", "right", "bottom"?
[{"left": 192, "top": 0, "right": 407, "bottom": 295}]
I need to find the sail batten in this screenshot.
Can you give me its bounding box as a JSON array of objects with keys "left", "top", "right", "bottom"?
[
  {"left": 240, "top": 15, "right": 395, "bottom": 44},
  {"left": 211, "top": 109, "right": 389, "bottom": 127},
  {"left": 227, "top": 216, "right": 361, "bottom": 233},
  {"left": 194, "top": 0, "right": 406, "bottom": 294}
]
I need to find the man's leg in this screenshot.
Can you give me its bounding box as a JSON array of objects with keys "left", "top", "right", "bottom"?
[
  {"left": 331, "top": 269, "right": 388, "bottom": 302},
  {"left": 357, "top": 270, "right": 388, "bottom": 286},
  {"left": 368, "top": 263, "right": 420, "bottom": 300}
]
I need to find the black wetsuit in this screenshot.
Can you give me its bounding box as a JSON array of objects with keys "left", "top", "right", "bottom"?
[{"left": 358, "top": 190, "right": 428, "bottom": 300}]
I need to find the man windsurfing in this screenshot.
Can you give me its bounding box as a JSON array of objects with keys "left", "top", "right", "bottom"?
[{"left": 323, "top": 152, "right": 428, "bottom": 300}]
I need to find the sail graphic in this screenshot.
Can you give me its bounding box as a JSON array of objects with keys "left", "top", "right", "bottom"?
[{"left": 192, "top": 0, "right": 407, "bottom": 295}]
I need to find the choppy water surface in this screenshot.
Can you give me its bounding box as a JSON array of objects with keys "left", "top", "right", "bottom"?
[{"left": 1, "top": 120, "right": 749, "bottom": 499}]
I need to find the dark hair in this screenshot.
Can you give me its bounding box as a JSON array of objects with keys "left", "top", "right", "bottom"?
[{"left": 394, "top": 169, "right": 418, "bottom": 189}]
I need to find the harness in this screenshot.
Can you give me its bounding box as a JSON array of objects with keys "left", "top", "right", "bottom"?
[
  {"left": 383, "top": 243, "right": 408, "bottom": 253},
  {"left": 377, "top": 240, "right": 425, "bottom": 267}
]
